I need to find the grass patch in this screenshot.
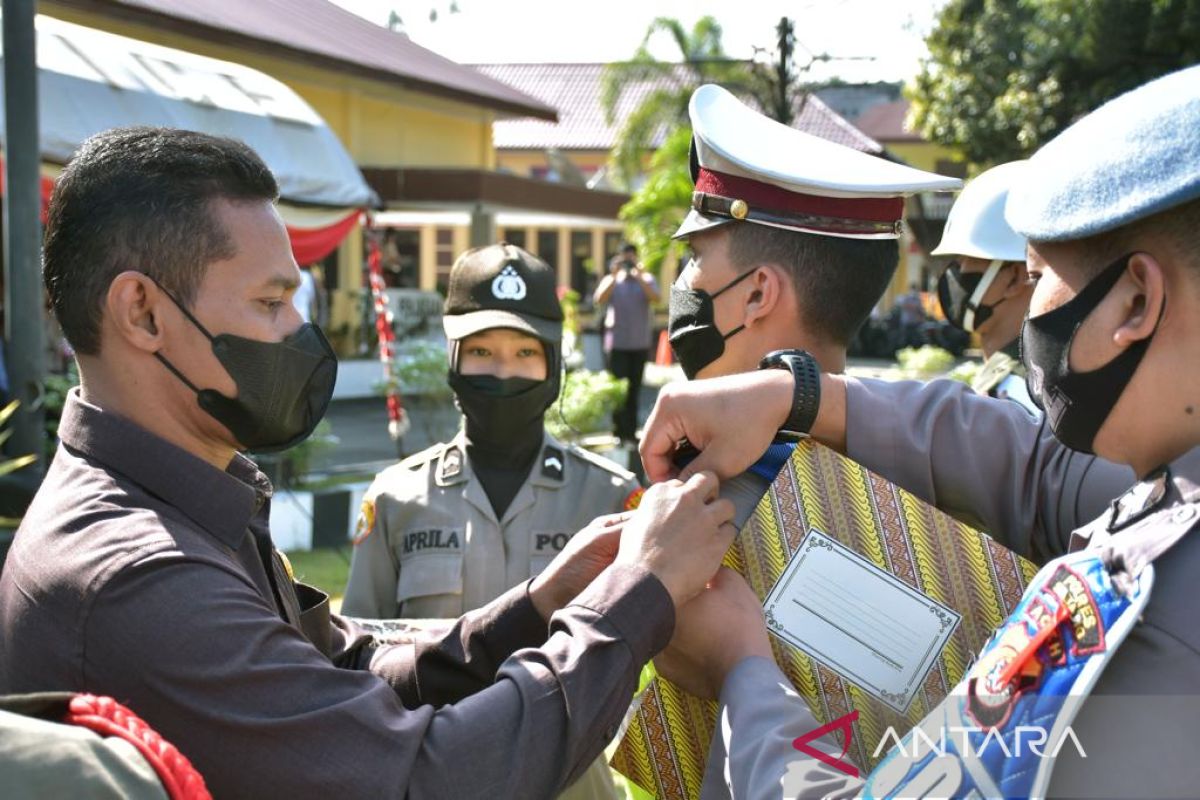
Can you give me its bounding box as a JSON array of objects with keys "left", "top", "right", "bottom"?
[
  {"left": 284, "top": 547, "right": 352, "bottom": 611},
  {"left": 296, "top": 472, "right": 378, "bottom": 492}
]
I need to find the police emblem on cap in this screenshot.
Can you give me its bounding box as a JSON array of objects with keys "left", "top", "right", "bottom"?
[{"left": 492, "top": 265, "right": 527, "bottom": 301}]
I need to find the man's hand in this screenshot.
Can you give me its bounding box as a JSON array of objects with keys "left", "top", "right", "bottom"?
[
  {"left": 639, "top": 371, "right": 794, "bottom": 483},
  {"left": 529, "top": 512, "right": 631, "bottom": 621},
  {"left": 613, "top": 471, "right": 735, "bottom": 607},
  {"left": 653, "top": 567, "right": 773, "bottom": 699}
]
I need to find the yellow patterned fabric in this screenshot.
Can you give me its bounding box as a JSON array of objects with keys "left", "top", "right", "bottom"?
[{"left": 610, "top": 441, "right": 1037, "bottom": 799}]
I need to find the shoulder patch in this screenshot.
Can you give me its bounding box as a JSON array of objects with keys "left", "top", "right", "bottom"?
[
  {"left": 566, "top": 443, "right": 636, "bottom": 481},
  {"left": 438, "top": 445, "right": 465, "bottom": 482},
  {"left": 351, "top": 497, "right": 377, "bottom": 546},
  {"left": 623, "top": 486, "right": 645, "bottom": 511},
  {"left": 541, "top": 445, "right": 566, "bottom": 481}
]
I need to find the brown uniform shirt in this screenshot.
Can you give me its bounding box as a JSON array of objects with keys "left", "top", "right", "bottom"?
[{"left": 0, "top": 390, "right": 673, "bottom": 799}]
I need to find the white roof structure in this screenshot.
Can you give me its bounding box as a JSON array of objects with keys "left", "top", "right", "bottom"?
[{"left": 0, "top": 14, "right": 374, "bottom": 208}]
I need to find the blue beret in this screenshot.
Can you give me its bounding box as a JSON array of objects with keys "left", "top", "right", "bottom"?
[{"left": 1007, "top": 64, "right": 1200, "bottom": 242}]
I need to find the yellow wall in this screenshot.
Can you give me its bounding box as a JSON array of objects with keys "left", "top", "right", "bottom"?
[
  {"left": 40, "top": 4, "right": 495, "bottom": 169},
  {"left": 884, "top": 141, "right": 964, "bottom": 175}
]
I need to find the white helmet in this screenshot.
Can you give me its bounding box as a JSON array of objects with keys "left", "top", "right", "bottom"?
[{"left": 931, "top": 161, "right": 1028, "bottom": 262}]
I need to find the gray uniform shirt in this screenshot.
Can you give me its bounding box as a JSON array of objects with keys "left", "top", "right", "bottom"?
[
  {"left": 703, "top": 424, "right": 1200, "bottom": 799},
  {"left": 342, "top": 430, "right": 640, "bottom": 619},
  {"left": 0, "top": 695, "right": 168, "bottom": 800},
  {"left": 724, "top": 376, "right": 1133, "bottom": 551},
  {"left": 844, "top": 376, "right": 1134, "bottom": 561},
  {"left": 0, "top": 390, "right": 674, "bottom": 799}
]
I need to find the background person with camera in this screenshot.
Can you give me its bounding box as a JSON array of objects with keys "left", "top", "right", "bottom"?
[{"left": 593, "top": 242, "right": 660, "bottom": 444}]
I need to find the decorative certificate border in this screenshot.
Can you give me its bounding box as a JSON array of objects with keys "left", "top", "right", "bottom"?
[{"left": 763, "top": 528, "right": 961, "bottom": 712}]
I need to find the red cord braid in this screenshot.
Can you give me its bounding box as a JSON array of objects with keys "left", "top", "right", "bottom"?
[{"left": 64, "top": 694, "right": 212, "bottom": 800}]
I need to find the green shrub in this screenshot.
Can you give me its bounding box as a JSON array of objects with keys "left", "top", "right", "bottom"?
[
  {"left": 545, "top": 369, "right": 628, "bottom": 441},
  {"left": 895, "top": 345, "right": 957, "bottom": 378}
]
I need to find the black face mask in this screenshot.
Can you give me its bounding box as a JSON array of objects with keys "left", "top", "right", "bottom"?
[
  {"left": 1021, "top": 252, "right": 1159, "bottom": 454},
  {"left": 155, "top": 286, "right": 338, "bottom": 453},
  {"left": 448, "top": 372, "right": 558, "bottom": 452},
  {"left": 937, "top": 260, "right": 1008, "bottom": 332},
  {"left": 668, "top": 268, "right": 756, "bottom": 380}
]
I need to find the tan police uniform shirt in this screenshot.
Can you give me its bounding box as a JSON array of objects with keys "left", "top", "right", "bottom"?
[{"left": 342, "top": 429, "right": 642, "bottom": 620}]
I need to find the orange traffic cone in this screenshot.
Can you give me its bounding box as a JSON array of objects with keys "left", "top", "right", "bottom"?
[{"left": 655, "top": 329, "right": 673, "bottom": 366}]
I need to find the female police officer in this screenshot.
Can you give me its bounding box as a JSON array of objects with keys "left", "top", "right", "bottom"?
[
  {"left": 344, "top": 242, "right": 641, "bottom": 619},
  {"left": 342, "top": 243, "right": 641, "bottom": 800}
]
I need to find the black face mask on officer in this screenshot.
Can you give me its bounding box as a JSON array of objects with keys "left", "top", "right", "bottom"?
[
  {"left": 447, "top": 342, "right": 560, "bottom": 451},
  {"left": 153, "top": 281, "right": 338, "bottom": 454},
  {"left": 937, "top": 260, "right": 1009, "bottom": 333},
  {"left": 668, "top": 267, "right": 757, "bottom": 380},
  {"left": 1021, "top": 252, "right": 1160, "bottom": 455}
]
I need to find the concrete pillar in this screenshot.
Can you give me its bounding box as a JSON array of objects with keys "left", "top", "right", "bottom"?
[
  {"left": 468, "top": 203, "right": 495, "bottom": 248},
  {"left": 419, "top": 225, "right": 437, "bottom": 291}
]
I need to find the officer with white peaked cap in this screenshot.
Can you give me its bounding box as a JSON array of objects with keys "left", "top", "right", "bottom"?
[
  {"left": 676, "top": 84, "right": 960, "bottom": 241},
  {"left": 932, "top": 160, "right": 1039, "bottom": 410},
  {"left": 642, "top": 64, "right": 1200, "bottom": 800},
  {"left": 666, "top": 84, "right": 960, "bottom": 386}
]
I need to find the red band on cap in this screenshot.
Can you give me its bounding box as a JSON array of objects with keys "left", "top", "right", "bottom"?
[{"left": 695, "top": 168, "right": 904, "bottom": 224}]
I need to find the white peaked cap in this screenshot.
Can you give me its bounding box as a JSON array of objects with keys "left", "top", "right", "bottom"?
[{"left": 674, "top": 84, "right": 962, "bottom": 241}]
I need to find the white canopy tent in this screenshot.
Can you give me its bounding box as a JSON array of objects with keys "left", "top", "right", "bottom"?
[{"left": 0, "top": 13, "right": 374, "bottom": 210}]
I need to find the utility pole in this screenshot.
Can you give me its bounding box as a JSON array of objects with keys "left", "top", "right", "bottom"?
[
  {"left": 3, "top": 0, "right": 46, "bottom": 475},
  {"left": 754, "top": 17, "right": 874, "bottom": 126}
]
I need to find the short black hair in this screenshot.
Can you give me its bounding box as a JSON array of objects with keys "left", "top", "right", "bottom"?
[
  {"left": 620, "top": 242, "right": 637, "bottom": 254},
  {"left": 726, "top": 223, "right": 899, "bottom": 346},
  {"left": 43, "top": 127, "right": 279, "bottom": 355},
  {"left": 1060, "top": 196, "right": 1200, "bottom": 280}
]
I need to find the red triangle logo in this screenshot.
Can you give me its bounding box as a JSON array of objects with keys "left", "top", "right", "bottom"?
[{"left": 792, "top": 710, "right": 860, "bottom": 778}]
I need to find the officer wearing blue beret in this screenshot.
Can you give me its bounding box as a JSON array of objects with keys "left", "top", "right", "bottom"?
[{"left": 643, "top": 64, "right": 1200, "bottom": 798}]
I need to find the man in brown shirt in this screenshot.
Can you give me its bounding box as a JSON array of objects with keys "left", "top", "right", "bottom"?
[{"left": 0, "top": 127, "right": 739, "bottom": 798}]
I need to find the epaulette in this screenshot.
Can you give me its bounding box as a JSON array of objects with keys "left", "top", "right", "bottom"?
[
  {"left": 397, "top": 441, "right": 447, "bottom": 472},
  {"left": 566, "top": 443, "right": 637, "bottom": 482},
  {"left": 365, "top": 443, "right": 446, "bottom": 493}
]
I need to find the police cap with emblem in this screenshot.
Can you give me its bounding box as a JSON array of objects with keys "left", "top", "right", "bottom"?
[
  {"left": 1006, "top": 64, "right": 1200, "bottom": 242},
  {"left": 674, "top": 84, "right": 962, "bottom": 242},
  {"left": 443, "top": 243, "right": 563, "bottom": 342}
]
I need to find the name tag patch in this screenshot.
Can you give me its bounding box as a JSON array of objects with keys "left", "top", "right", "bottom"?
[
  {"left": 534, "top": 532, "right": 571, "bottom": 553},
  {"left": 402, "top": 528, "right": 462, "bottom": 554}
]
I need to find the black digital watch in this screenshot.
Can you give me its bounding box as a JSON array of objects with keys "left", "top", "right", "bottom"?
[{"left": 757, "top": 349, "right": 821, "bottom": 435}]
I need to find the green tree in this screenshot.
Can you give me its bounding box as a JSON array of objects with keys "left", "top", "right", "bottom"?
[
  {"left": 617, "top": 127, "right": 694, "bottom": 274},
  {"left": 600, "top": 17, "right": 751, "bottom": 190},
  {"left": 910, "top": 0, "right": 1200, "bottom": 167}
]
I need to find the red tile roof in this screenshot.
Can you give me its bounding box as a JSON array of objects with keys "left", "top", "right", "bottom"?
[
  {"left": 855, "top": 100, "right": 923, "bottom": 142},
  {"left": 474, "top": 63, "right": 882, "bottom": 154},
  {"left": 55, "top": 0, "right": 557, "bottom": 120}
]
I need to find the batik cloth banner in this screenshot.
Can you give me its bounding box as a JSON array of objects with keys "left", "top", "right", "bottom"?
[{"left": 611, "top": 440, "right": 1038, "bottom": 799}]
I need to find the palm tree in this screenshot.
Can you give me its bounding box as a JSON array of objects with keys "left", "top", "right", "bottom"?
[{"left": 600, "top": 17, "right": 752, "bottom": 190}]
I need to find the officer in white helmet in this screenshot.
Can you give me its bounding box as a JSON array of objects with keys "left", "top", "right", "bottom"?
[{"left": 932, "top": 161, "right": 1038, "bottom": 411}]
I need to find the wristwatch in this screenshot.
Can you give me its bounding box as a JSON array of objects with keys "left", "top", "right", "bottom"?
[{"left": 757, "top": 349, "right": 821, "bottom": 435}]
